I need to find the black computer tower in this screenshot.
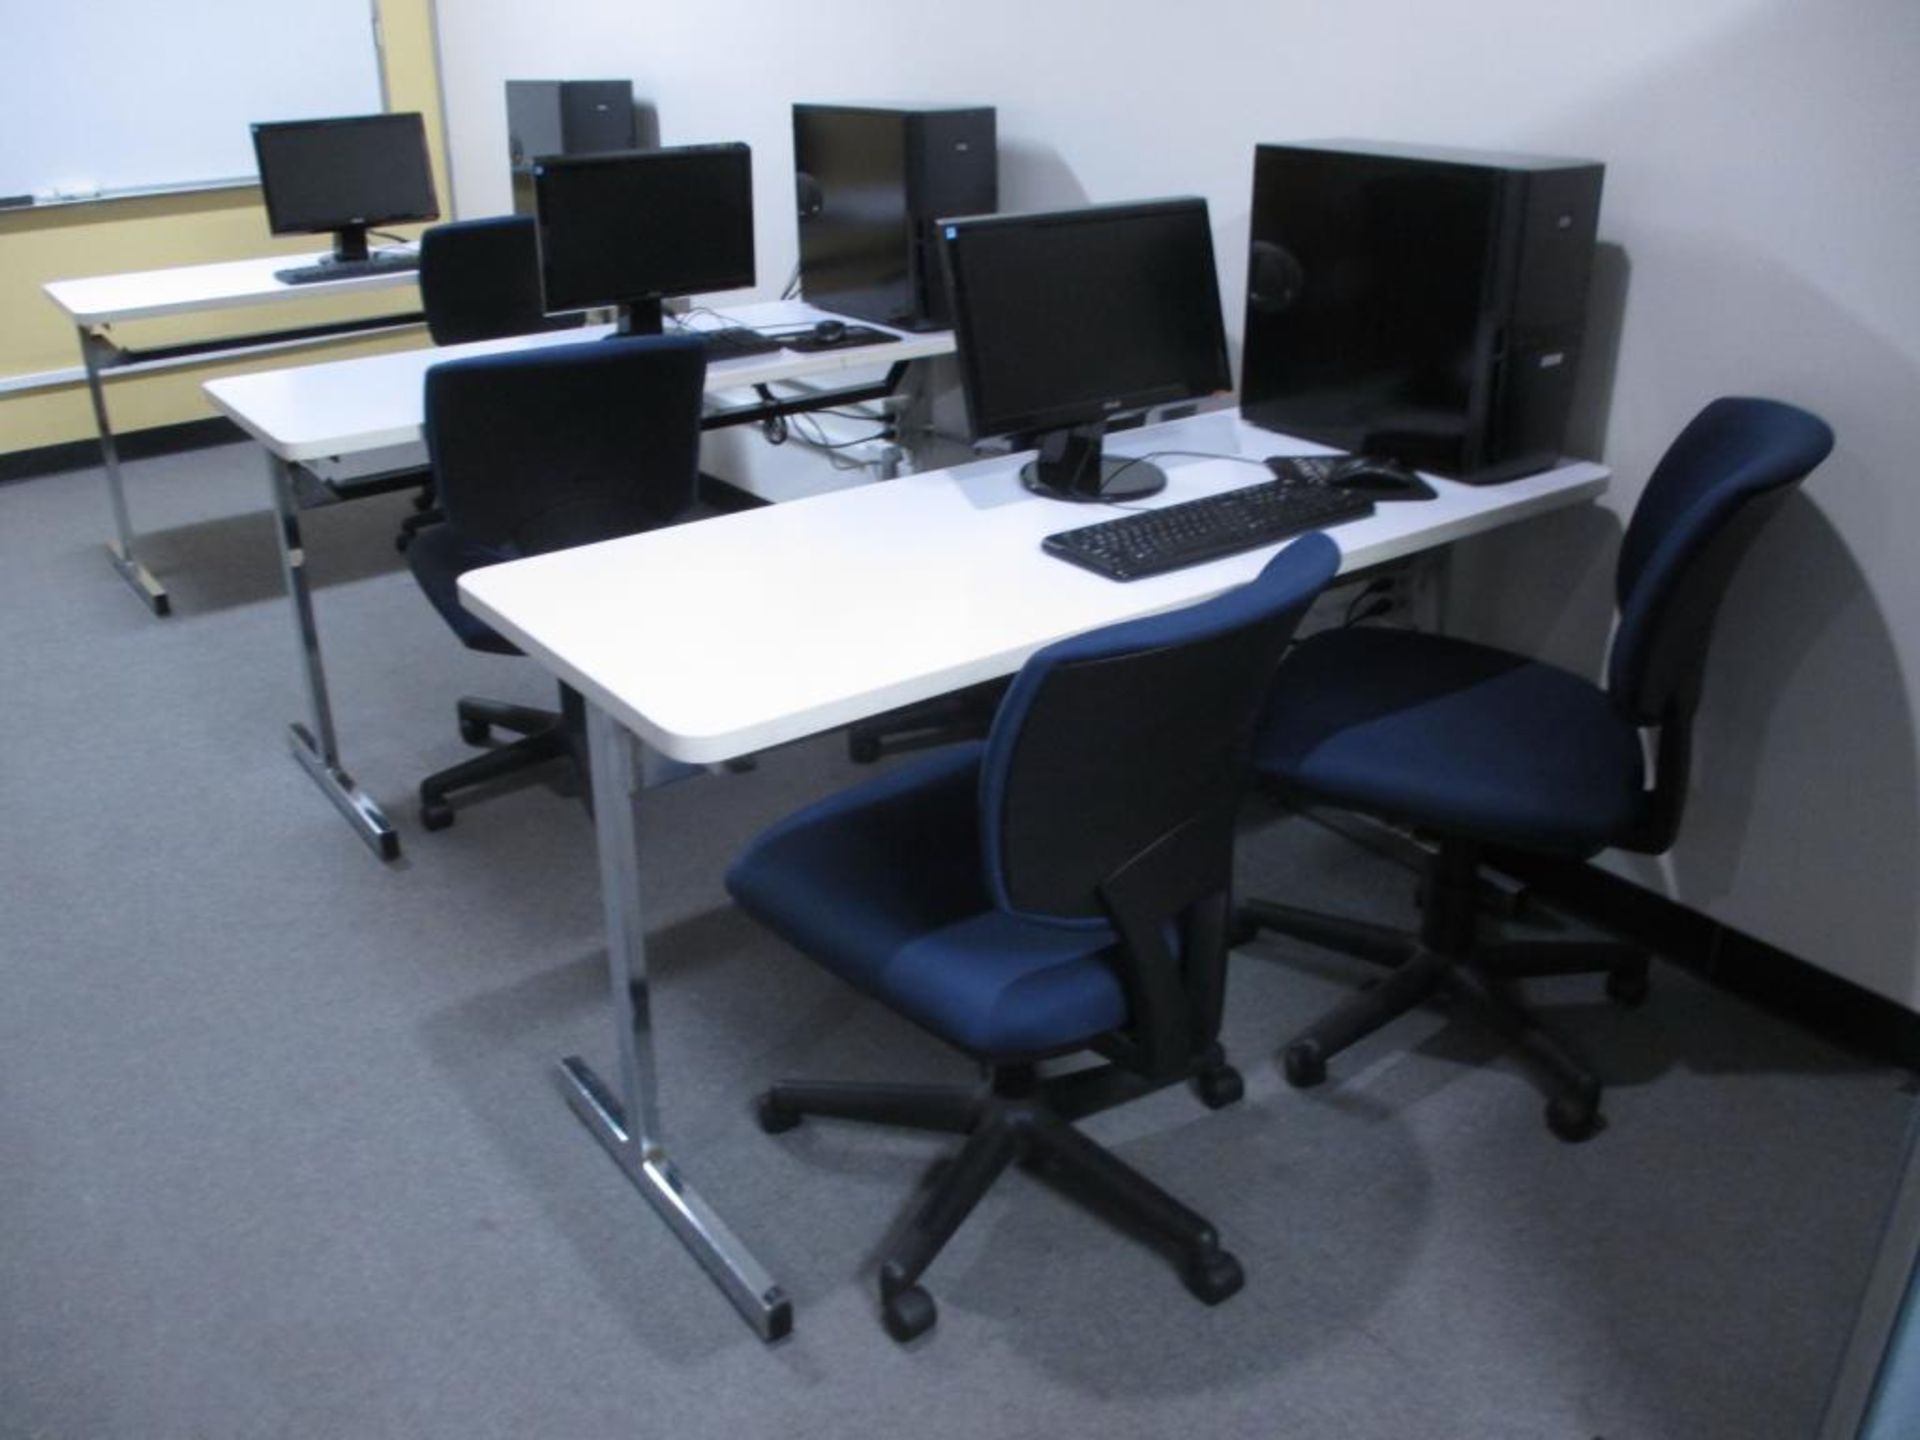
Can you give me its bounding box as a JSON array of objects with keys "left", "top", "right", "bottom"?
[
  {"left": 794, "top": 103, "right": 996, "bottom": 331},
  {"left": 1240, "top": 140, "right": 1604, "bottom": 483},
  {"left": 507, "top": 80, "right": 637, "bottom": 215}
]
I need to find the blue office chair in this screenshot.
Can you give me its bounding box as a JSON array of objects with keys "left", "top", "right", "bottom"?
[
  {"left": 1237, "top": 397, "right": 1835, "bottom": 1140},
  {"left": 397, "top": 217, "right": 586, "bottom": 552},
  {"left": 419, "top": 215, "right": 578, "bottom": 347},
  {"left": 727, "top": 535, "right": 1342, "bottom": 1341},
  {"left": 410, "top": 335, "right": 706, "bottom": 830}
]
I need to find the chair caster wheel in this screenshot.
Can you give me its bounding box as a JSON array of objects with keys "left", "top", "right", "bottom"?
[
  {"left": 1192, "top": 1064, "right": 1244, "bottom": 1110},
  {"left": 1282, "top": 1040, "right": 1327, "bottom": 1089},
  {"left": 1606, "top": 958, "right": 1651, "bottom": 1008},
  {"left": 848, "top": 734, "right": 881, "bottom": 764},
  {"left": 420, "top": 798, "right": 455, "bottom": 831},
  {"left": 881, "top": 1283, "right": 936, "bottom": 1342},
  {"left": 755, "top": 1092, "right": 801, "bottom": 1134},
  {"left": 459, "top": 717, "right": 491, "bottom": 746},
  {"left": 1545, "top": 1094, "right": 1605, "bottom": 1143},
  {"left": 1183, "top": 1247, "right": 1245, "bottom": 1306}
]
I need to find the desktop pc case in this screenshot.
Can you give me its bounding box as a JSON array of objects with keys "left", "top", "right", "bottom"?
[
  {"left": 1240, "top": 140, "right": 1603, "bottom": 483},
  {"left": 507, "top": 80, "right": 637, "bottom": 215},
  {"left": 794, "top": 103, "right": 996, "bottom": 331}
]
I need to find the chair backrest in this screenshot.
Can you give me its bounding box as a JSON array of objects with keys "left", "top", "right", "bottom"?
[
  {"left": 1608, "top": 396, "right": 1835, "bottom": 727},
  {"left": 419, "top": 216, "right": 577, "bottom": 346},
  {"left": 980, "top": 533, "right": 1342, "bottom": 927},
  {"left": 423, "top": 335, "right": 706, "bottom": 556}
]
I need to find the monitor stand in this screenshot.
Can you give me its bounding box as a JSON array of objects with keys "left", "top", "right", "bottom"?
[
  {"left": 327, "top": 225, "right": 371, "bottom": 264},
  {"left": 1020, "top": 423, "right": 1166, "bottom": 502},
  {"left": 612, "top": 298, "right": 666, "bottom": 337}
]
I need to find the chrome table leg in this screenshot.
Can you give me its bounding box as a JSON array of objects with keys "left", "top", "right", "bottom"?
[
  {"left": 558, "top": 701, "right": 791, "bottom": 1341},
  {"left": 267, "top": 452, "right": 399, "bottom": 860},
  {"left": 79, "top": 326, "right": 168, "bottom": 616}
]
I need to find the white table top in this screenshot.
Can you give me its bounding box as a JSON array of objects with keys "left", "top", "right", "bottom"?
[
  {"left": 203, "top": 301, "right": 956, "bottom": 462},
  {"left": 43, "top": 247, "right": 423, "bottom": 324},
  {"left": 459, "top": 409, "right": 1609, "bottom": 765}
]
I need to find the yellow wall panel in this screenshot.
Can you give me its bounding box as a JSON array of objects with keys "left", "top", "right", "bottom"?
[{"left": 0, "top": 0, "right": 448, "bottom": 455}]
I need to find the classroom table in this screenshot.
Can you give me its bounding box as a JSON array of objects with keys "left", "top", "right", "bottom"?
[
  {"left": 456, "top": 406, "right": 1611, "bottom": 1338},
  {"left": 44, "top": 249, "right": 425, "bottom": 616},
  {"left": 204, "top": 300, "right": 957, "bottom": 859}
]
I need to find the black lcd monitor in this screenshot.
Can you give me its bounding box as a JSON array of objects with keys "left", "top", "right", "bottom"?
[
  {"left": 532, "top": 143, "right": 755, "bottom": 336},
  {"left": 251, "top": 113, "right": 439, "bottom": 263},
  {"left": 941, "top": 198, "right": 1231, "bottom": 501}
]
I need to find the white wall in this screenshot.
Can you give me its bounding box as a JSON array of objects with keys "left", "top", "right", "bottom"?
[{"left": 432, "top": 0, "right": 1920, "bottom": 1005}]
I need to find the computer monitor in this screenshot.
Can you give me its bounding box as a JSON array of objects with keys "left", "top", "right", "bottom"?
[
  {"left": 531, "top": 143, "right": 756, "bottom": 336},
  {"left": 941, "top": 197, "right": 1231, "bottom": 501},
  {"left": 251, "top": 113, "right": 439, "bottom": 264}
]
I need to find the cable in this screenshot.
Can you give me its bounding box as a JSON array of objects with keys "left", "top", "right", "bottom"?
[
  {"left": 789, "top": 409, "right": 890, "bottom": 451},
  {"left": 671, "top": 306, "right": 772, "bottom": 338},
  {"left": 802, "top": 427, "right": 893, "bottom": 450},
  {"left": 784, "top": 409, "right": 891, "bottom": 470},
  {"left": 749, "top": 387, "right": 892, "bottom": 469}
]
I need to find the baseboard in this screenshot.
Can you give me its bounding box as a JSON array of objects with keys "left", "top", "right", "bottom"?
[
  {"left": 0, "top": 417, "right": 248, "bottom": 485},
  {"left": 1490, "top": 847, "right": 1920, "bottom": 1072}
]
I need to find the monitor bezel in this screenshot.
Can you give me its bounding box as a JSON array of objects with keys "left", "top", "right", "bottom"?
[
  {"left": 250, "top": 112, "right": 440, "bottom": 239},
  {"left": 940, "top": 196, "right": 1232, "bottom": 444},
  {"left": 530, "top": 142, "right": 756, "bottom": 320}
]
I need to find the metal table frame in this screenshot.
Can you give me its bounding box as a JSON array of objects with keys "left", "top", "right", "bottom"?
[
  {"left": 76, "top": 312, "right": 424, "bottom": 618},
  {"left": 251, "top": 347, "right": 934, "bottom": 863}
]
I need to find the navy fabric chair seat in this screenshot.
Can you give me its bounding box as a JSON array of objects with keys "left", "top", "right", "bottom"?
[
  {"left": 729, "top": 537, "right": 1340, "bottom": 1341},
  {"left": 407, "top": 526, "right": 517, "bottom": 655},
  {"left": 1257, "top": 627, "right": 1646, "bottom": 857},
  {"left": 729, "top": 743, "right": 1129, "bottom": 1058},
  {"left": 1238, "top": 397, "right": 1836, "bottom": 1140}
]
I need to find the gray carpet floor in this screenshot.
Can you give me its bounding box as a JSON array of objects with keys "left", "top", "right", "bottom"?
[{"left": 2, "top": 442, "right": 1913, "bottom": 1440}]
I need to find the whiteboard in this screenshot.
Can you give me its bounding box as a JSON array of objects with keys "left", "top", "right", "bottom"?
[{"left": 0, "top": 0, "right": 385, "bottom": 200}]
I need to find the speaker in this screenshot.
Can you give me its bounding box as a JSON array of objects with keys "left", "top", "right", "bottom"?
[
  {"left": 794, "top": 103, "right": 996, "bottom": 331},
  {"left": 506, "top": 80, "right": 637, "bottom": 214},
  {"left": 1241, "top": 140, "right": 1604, "bottom": 483}
]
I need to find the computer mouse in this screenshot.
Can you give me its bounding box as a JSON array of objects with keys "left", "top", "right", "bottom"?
[
  {"left": 1327, "top": 456, "right": 1436, "bottom": 500},
  {"left": 810, "top": 318, "right": 848, "bottom": 345}
]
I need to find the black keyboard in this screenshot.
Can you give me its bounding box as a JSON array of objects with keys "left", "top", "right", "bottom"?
[
  {"left": 1043, "top": 478, "right": 1374, "bottom": 581},
  {"left": 691, "top": 326, "right": 784, "bottom": 361},
  {"left": 274, "top": 251, "right": 419, "bottom": 285}
]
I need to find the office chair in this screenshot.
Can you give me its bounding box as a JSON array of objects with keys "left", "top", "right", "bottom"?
[
  {"left": 1237, "top": 397, "right": 1835, "bottom": 1140},
  {"left": 727, "top": 535, "right": 1342, "bottom": 1340},
  {"left": 397, "top": 217, "right": 584, "bottom": 551},
  {"left": 410, "top": 335, "right": 706, "bottom": 830},
  {"left": 419, "top": 215, "right": 575, "bottom": 346}
]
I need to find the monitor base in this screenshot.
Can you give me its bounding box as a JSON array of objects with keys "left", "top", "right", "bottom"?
[
  {"left": 1020, "top": 457, "right": 1167, "bottom": 502},
  {"left": 1020, "top": 425, "right": 1167, "bottom": 502}
]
